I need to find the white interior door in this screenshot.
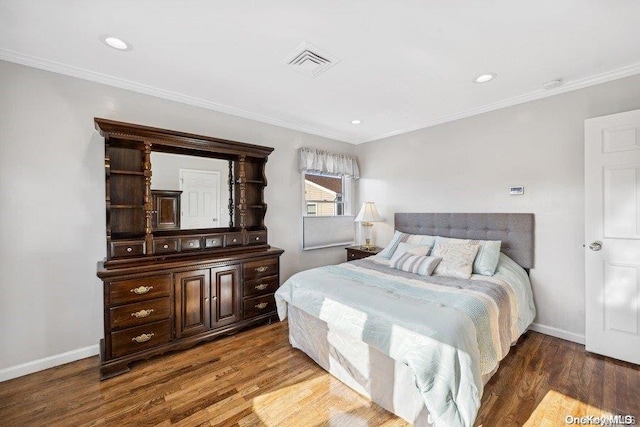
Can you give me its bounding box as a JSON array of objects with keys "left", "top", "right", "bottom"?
[
  {"left": 180, "top": 169, "right": 220, "bottom": 229},
  {"left": 585, "top": 109, "right": 640, "bottom": 365}
]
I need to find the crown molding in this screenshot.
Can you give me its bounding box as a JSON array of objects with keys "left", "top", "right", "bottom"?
[
  {"left": 362, "top": 62, "right": 640, "bottom": 144},
  {"left": 0, "top": 48, "right": 351, "bottom": 143},
  {"left": 2, "top": 48, "right": 639, "bottom": 146}
]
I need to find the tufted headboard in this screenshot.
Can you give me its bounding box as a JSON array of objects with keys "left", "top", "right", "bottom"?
[{"left": 394, "top": 213, "right": 535, "bottom": 269}]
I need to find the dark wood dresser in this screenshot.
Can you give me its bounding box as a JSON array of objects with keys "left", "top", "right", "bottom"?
[{"left": 95, "top": 119, "right": 283, "bottom": 379}]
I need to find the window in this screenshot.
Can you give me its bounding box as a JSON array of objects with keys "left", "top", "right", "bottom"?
[
  {"left": 298, "top": 147, "right": 359, "bottom": 250},
  {"left": 303, "top": 172, "right": 346, "bottom": 216}
]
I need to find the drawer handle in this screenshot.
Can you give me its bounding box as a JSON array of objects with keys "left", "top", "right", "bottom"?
[
  {"left": 255, "top": 283, "right": 268, "bottom": 291},
  {"left": 163, "top": 244, "right": 169, "bottom": 249},
  {"left": 130, "top": 286, "right": 153, "bottom": 295},
  {"left": 131, "top": 333, "right": 154, "bottom": 343},
  {"left": 126, "top": 247, "right": 133, "bottom": 253},
  {"left": 131, "top": 309, "right": 154, "bottom": 318},
  {"left": 255, "top": 302, "right": 268, "bottom": 310},
  {"left": 255, "top": 266, "right": 269, "bottom": 273}
]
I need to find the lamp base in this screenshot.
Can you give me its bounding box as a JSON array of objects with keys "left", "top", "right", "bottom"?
[{"left": 360, "top": 222, "right": 374, "bottom": 250}]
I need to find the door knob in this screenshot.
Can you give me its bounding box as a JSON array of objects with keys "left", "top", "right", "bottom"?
[{"left": 589, "top": 241, "right": 602, "bottom": 251}]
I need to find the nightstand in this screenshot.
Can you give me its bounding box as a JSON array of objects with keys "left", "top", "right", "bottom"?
[{"left": 345, "top": 245, "right": 382, "bottom": 262}]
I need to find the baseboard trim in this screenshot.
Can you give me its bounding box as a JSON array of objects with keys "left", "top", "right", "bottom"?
[
  {"left": 528, "top": 323, "right": 585, "bottom": 345},
  {"left": 0, "top": 345, "right": 99, "bottom": 382}
]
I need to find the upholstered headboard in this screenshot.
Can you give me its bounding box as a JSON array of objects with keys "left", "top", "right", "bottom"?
[{"left": 394, "top": 213, "right": 535, "bottom": 269}]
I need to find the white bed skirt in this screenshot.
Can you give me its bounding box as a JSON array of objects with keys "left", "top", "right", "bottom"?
[{"left": 287, "top": 305, "right": 434, "bottom": 426}]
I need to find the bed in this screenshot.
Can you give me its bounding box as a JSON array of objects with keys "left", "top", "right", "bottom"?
[{"left": 275, "top": 213, "right": 536, "bottom": 427}]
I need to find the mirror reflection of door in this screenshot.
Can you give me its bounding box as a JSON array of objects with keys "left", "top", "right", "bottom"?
[{"left": 180, "top": 169, "right": 221, "bottom": 229}]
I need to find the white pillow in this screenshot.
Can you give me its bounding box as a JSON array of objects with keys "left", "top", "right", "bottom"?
[
  {"left": 394, "top": 242, "right": 431, "bottom": 257},
  {"left": 432, "top": 237, "right": 481, "bottom": 279},
  {"left": 378, "top": 231, "right": 436, "bottom": 259},
  {"left": 434, "top": 237, "right": 502, "bottom": 276}
]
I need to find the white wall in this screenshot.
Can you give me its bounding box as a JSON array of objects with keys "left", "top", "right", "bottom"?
[
  {"left": 356, "top": 73, "right": 640, "bottom": 342},
  {"left": 0, "top": 60, "right": 355, "bottom": 377}
]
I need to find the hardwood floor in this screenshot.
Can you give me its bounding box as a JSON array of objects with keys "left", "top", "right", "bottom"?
[{"left": 0, "top": 321, "right": 637, "bottom": 426}]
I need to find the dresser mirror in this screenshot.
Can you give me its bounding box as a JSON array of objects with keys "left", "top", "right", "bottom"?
[{"left": 150, "top": 152, "right": 234, "bottom": 230}]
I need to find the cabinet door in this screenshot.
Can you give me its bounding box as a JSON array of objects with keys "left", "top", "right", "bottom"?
[
  {"left": 210, "top": 265, "right": 241, "bottom": 328},
  {"left": 174, "top": 269, "right": 210, "bottom": 338}
]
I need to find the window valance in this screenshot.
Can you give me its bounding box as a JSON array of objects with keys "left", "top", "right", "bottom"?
[{"left": 299, "top": 147, "right": 360, "bottom": 179}]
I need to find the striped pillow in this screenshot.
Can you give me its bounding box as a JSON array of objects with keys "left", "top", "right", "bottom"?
[{"left": 390, "top": 251, "right": 442, "bottom": 276}]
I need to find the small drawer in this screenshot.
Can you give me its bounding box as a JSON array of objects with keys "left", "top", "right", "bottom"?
[
  {"left": 203, "top": 234, "right": 224, "bottom": 249},
  {"left": 109, "top": 275, "right": 171, "bottom": 305},
  {"left": 243, "top": 257, "right": 279, "bottom": 280},
  {"left": 110, "top": 240, "right": 145, "bottom": 258},
  {"left": 110, "top": 319, "right": 172, "bottom": 358},
  {"left": 247, "top": 230, "right": 267, "bottom": 245},
  {"left": 243, "top": 294, "right": 275, "bottom": 320},
  {"left": 243, "top": 275, "right": 279, "bottom": 298},
  {"left": 110, "top": 297, "right": 171, "bottom": 330},
  {"left": 153, "top": 238, "right": 179, "bottom": 254},
  {"left": 225, "top": 232, "right": 243, "bottom": 247},
  {"left": 180, "top": 237, "right": 201, "bottom": 251}
]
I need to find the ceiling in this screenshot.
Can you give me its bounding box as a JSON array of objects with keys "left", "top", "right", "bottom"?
[{"left": 1, "top": 1, "right": 639, "bottom": 144}]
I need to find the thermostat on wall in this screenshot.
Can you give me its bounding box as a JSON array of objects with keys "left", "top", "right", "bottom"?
[{"left": 510, "top": 186, "right": 524, "bottom": 195}]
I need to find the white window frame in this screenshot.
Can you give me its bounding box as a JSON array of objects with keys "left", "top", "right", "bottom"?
[{"left": 301, "top": 172, "right": 355, "bottom": 250}]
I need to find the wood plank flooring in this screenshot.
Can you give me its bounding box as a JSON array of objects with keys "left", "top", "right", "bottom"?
[{"left": 0, "top": 321, "right": 637, "bottom": 426}]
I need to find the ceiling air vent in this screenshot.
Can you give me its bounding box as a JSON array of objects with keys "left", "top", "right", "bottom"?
[{"left": 281, "top": 42, "right": 341, "bottom": 78}]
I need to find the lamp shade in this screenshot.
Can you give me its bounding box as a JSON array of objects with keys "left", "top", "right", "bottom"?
[{"left": 354, "top": 202, "right": 382, "bottom": 223}]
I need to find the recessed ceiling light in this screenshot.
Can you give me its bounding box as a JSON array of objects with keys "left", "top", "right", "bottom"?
[
  {"left": 99, "top": 35, "right": 133, "bottom": 51},
  {"left": 474, "top": 73, "right": 497, "bottom": 83},
  {"left": 351, "top": 120, "right": 362, "bottom": 125}
]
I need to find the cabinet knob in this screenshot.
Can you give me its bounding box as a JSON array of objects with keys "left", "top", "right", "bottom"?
[
  {"left": 189, "top": 242, "right": 194, "bottom": 247},
  {"left": 126, "top": 247, "right": 133, "bottom": 253},
  {"left": 131, "top": 333, "right": 154, "bottom": 343},
  {"left": 163, "top": 244, "right": 169, "bottom": 249},
  {"left": 255, "top": 237, "right": 260, "bottom": 241},
  {"left": 130, "top": 286, "right": 153, "bottom": 295},
  {"left": 131, "top": 309, "right": 154, "bottom": 318}
]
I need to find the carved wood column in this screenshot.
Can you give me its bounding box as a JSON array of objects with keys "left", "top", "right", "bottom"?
[
  {"left": 143, "top": 142, "right": 153, "bottom": 254},
  {"left": 237, "top": 155, "right": 247, "bottom": 231},
  {"left": 228, "top": 160, "right": 234, "bottom": 228}
]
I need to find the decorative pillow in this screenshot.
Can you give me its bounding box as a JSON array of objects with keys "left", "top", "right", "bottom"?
[
  {"left": 393, "top": 242, "right": 431, "bottom": 257},
  {"left": 378, "top": 231, "right": 436, "bottom": 259},
  {"left": 473, "top": 239, "right": 502, "bottom": 276},
  {"left": 434, "top": 237, "right": 502, "bottom": 276},
  {"left": 390, "top": 251, "right": 442, "bottom": 276},
  {"left": 432, "top": 237, "right": 481, "bottom": 279}
]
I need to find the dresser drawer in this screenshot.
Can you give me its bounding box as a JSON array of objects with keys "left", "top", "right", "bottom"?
[
  {"left": 243, "top": 275, "right": 279, "bottom": 298},
  {"left": 180, "top": 237, "right": 201, "bottom": 251},
  {"left": 225, "top": 232, "right": 243, "bottom": 247},
  {"left": 109, "top": 275, "right": 171, "bottom": 305},
  {"left": 109, "top": 297, "right": 171, "bottom": 330},
  {"left": 247, "top": 230, "right": 267, "bottom": 245},
  {"left": 203, "top": 234, "right": 224, "bottom": 249},
  {"left": 110, "top": 240, "right": 145, "bottom": 258},
  {"left": 243, "top": 257, "right": 278, "bottom": 280},
  {"left": 110, "top": 319, "right": 172, "bottom": 358},
  {"left": 153, "top": 238, "right": 179, "bottom": 254},
  {"left": 243, "top": 294, "right": 275, "bottom": 319}
]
